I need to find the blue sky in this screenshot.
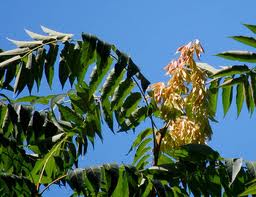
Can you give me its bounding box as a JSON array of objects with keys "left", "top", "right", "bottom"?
[{"left": 1, "top": 0, "right": 256, "bottom": 196}]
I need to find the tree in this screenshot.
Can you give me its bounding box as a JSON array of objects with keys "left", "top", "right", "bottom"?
[{"left": 0, "top": 24, "right": 256, "bottom": 196}]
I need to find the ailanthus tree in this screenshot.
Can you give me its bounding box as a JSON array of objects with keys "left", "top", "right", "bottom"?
[{"left": 1, "top": 24, "right": 256, "bottom": 196}]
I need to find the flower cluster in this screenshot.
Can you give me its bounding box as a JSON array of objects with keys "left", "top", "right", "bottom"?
[{"left": 149, "top": 40, "right": 212, "bottom": 149}]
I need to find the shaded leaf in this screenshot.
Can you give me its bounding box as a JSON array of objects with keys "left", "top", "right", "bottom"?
[{"left": 45, "top": 44, "right": 58, "bottom": 88}]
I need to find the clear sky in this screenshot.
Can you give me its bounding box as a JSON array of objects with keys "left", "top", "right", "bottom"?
[{"left": 1, "top": 0, "right": 256, "bottom": 196}]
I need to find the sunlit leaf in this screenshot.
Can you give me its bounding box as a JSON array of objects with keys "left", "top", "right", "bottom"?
[
  {"left": 236, "top": 83, "right": 244, "bottom": 117},
  {"left": 222, "top": 78, "right": 233, "bottom": 116},
  {"left": 216, "top": 51, "right": 256, "bottom": 63},
  {"left": 230, "top": 36, "right": 256, "bottom": 48}
]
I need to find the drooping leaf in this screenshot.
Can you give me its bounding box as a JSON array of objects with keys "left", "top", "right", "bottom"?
[
  {"left": 222, "top": 78, "right": 233, "bottom": 116},
  {"left": 127, "top": 58, "right": 140, "bottom": 78},
  {"left": 211, "top": 65, "right": 250, "bottom": 78},
  {"left": 243, "top": 75, "right": 254, "bottom": 114},
  {"left": 34, "top": 48, "right": 46, "bottom": 90},
  {"left": 112, "top": 165, "right": 129, "bottom": 197},
  {"left": 137, "top": 72, "right": 151, "bottom": 92},
  {"left": 216, "top": 51, "right": 256, "bottom": 63},
  {"left": 250, "top": 72, "right": 256, "bottom": 105},
  {"left": 236, "top": 83, "right": 244, "bottom": 117},
  {"left": 45, "top": 44, "right": 59, "bottom": 88},
  {"left": 102, "top": 99, "right": 114, "bottom": 132},
  {"left": 230, "top": 36, "right": 256, "bottom": 48},
  {"left": 13, "top": 62, "right": 28, "bottom": 94},
  {"left": 89, "top": 40, "right": 112, "bottom": 96},
  {"left": 208, "top": 79, "right": 220, "bottom": 117}
]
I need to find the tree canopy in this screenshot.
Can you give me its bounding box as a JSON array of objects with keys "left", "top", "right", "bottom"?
[{"left": 1, "top": 24, "right": 256, "bottom": 196}]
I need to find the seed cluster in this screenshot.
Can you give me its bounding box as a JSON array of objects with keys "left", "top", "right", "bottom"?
[{"left": 149, "top": 40, "right": 212, "bottom": 149}]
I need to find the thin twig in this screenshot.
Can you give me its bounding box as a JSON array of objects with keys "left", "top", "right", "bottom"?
[{"left": 39, "top": 174, "right": 68, "bottom": 195}]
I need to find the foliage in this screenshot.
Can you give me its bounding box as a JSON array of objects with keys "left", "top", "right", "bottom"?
[{"left": 0, "top": 24, "right": 256, "bottom": 196}]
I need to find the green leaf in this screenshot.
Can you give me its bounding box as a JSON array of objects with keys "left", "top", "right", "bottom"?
[
  {"left": 243, "top": 75, "right": 254, "bottom": 114},
  {"left": 89, "top": 40, "right": 112, "bottom": 96},
  {"left": 112, "top": 165, "right": 129, "bottom": 197},
  {"left": 222, "top": 78, "right": 233, "bottom": 116},
  {"left": 244, "top": 23, "right": 256, "bottom": 34},
  {"left": 14, "top": 62, "right": 27, "bottom": 95},
  {"left": 208, "top": 79, "right": 220, "bottom": 117},
  {"left": 132, "top": 138, "right": 151, "bottom": 165},
  {"left": 236, "top": 83, "right": 244, "bottom": 117},
  {"left": 168, "top": 144, "right": 220, "bottom": 162},
  {"left": 239, "top": 184, "right": 256, "bottom": 196},
  {"left": 34, "top": 48, "right": 45, "bottom": 90},
  {"left": 101, "top": 68, "right": 126, "bottom": 102},
  {"left": 45, "top": 44, "right": 59, "bottom": 88},
  {"left": 120, "top": 92, "right": 142, "bottom": 118},
  {"left": 137, "top": 72, "right": 151, "bottom": 92},
  {"left": 57, "top": 104, "right": 83, "bottom": 125},
  {"left": 216, "top": 51, "right": 256, "bottom": 63},
  {"left": 231, "top": 36, "right": 256, "bottom": 48},
  {"left": 127, "top": 58, "right": 140, "bottom": 78},
  {"left": 219, "top": 76, "right": 244, "bottom": 88},
  {"left": 111, "top": 79, "right": 135, "bottom": 110},
  {"left": 250, "top": 72, "right": 256, "bottom": 106},
  {"left": 59, "top": 43, "right": 72, "bottom": 88},
  {"left": 211, "top": 65, "right": 250, "bottom": 78},
  {"left": 102, "top": 99, "right": 114, "bottom": 132},
  {"left": 135, "top": 154, "right": 150, "bottom": 170},
  {"left": 128, "top": 128, "right": 152, "bottom": 154}
]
